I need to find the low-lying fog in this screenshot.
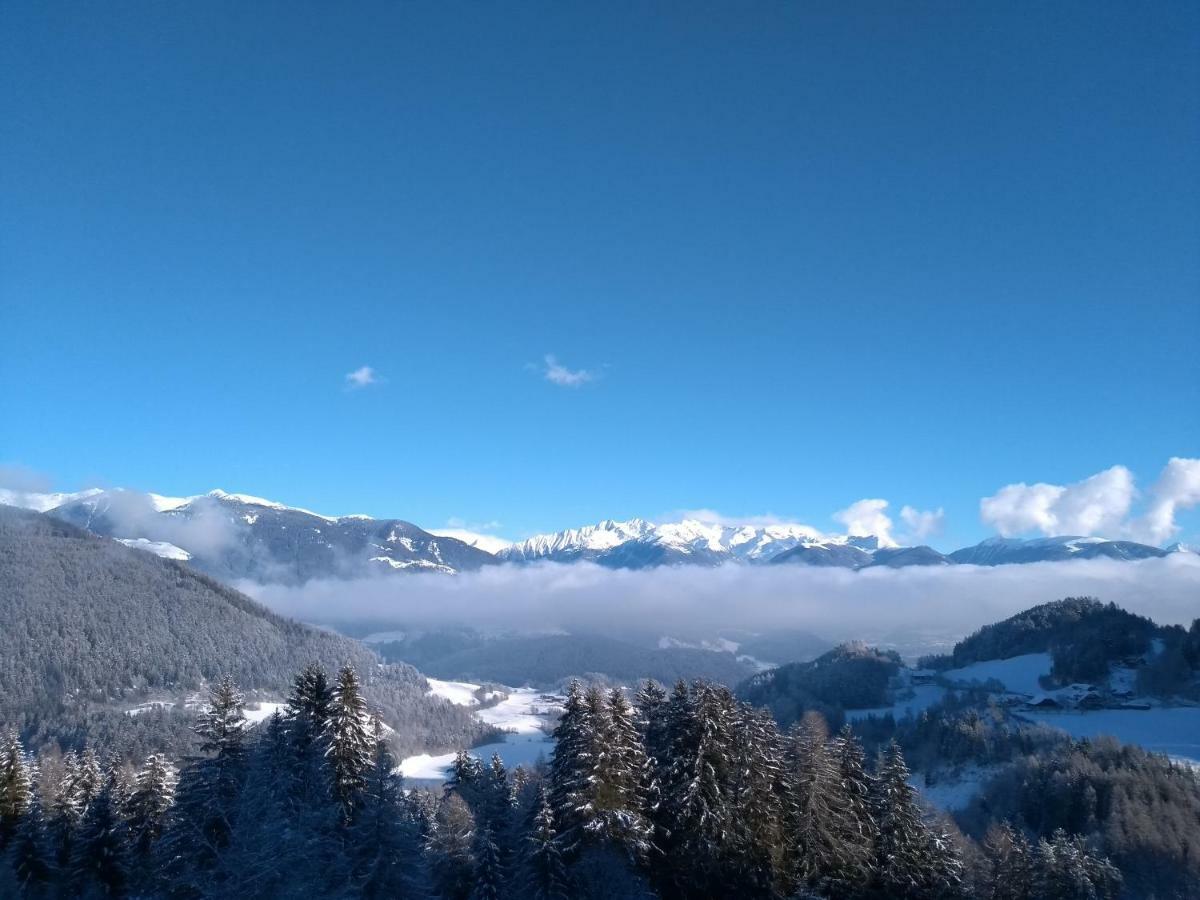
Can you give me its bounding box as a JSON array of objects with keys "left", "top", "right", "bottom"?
[{"left": 244, "top": 553, "right": 1200, "bottom": 652}]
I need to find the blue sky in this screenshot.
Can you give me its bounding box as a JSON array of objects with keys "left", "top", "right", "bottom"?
[{"left": 2, "top": 2, "right": 1197, "bottom": 547}]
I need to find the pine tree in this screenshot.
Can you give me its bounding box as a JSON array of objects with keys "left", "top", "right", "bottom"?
[
  {"left": 591, "top": 687, "right": 653, "bottom": 859},
  {"left": 472, "top": 824, "right": 505, "bottom": 900},
  {"left": 981, "top": 822, "right": 1033, "bottom": 900},
  {"left": 789, "top": 712, "right": 848, "bottom": 890},
  {"left": 286, "top": 662, "right": 334, "bottom": 761},
  {"left": 446, "top": 750, "right": 487, "bottom": 814},
  {"left": 429, "top": 792, "right": 477, "bottom": 900},
  {"left": 727, "top": 704, "right": 788, "bottom": 896},
  {"left": 547, "top": 679, "right": 594, "bottom": 852},
  {"left": 7, "top": 792, "right": 54, "bottom": 894},
  {"left": 0, "top": 730, "right": 32, "bottom": 849},
  {"left": 76, "top": 749, "right": 103, "bottom": 812},
  {"left": 521, "top": 787, "right": 571, "bottom": 900},
  {"left": 69, "top": 772, "right": 126, "bottom": 897},
  {"left": 325, "top": 664, "right": 374, "bottom": 821},
  {"left": 827, "top": 724, "right": 877, "bottom": 895},
  {"left": 349, "top": 719, "right": 427, "bottom": 898},
  {"left": 195, "top": 674, "right": 247, "bottom": 757},
  {"left": 47, "top": 751, "right": 83, "bottom": 873},
  {"left": 158, "top": 677, "right": 249, "bottom": 894},
  {"left": 872, "top": 741, "right": 932, "bottom": 896},
  {"left": 660, "top": 681, "right": 738, "bottom": 894},
  {"left": 124, "top": 754, "right": 176, "bottom": 860}
]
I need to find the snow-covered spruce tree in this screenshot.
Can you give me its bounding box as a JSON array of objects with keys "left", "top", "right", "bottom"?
[
  {"left": 1032, "top": 829, "right": 1121, "bottom": 900},
  {"left": 788, "top": 711, "right": 871, "bottom": 896},
  {"left": 7, "top": 789, "right": 53, "bottom": 894},
  {"left": 873, "top": 740, "right": 928, "bottom": 894},
  {"left": 196, "top": 674, "right": 247, "bottom": 758},
  {"left": 633, "top": 680, "right": 667, "bottom": 831},
  {"left": 123, "top": 754, "right": 176, "bottom": 862},
  {"left": 446, "top": 749, "right": 487, "bottom": 814},
  {"left": 429, "top": 792, "right": 477, "bottom": 900},
  {"left": 69, "top": 770, "right": 127, "bottom": 897},
  {"left": 220, "top": 710, "right": 293, "bottom": 896},
  {"left": 349, "top": 718, "right": 428, "bottom": 898},
  {"left": 0, "top": 730, "right": 32, "bottom": 849},
  {"left": 872, "top": 740, "right": 965, "bottom": 899},
  {"left": 520, "top": 787, "right": 572, "bottom": 900},
  {"left": 547, "top": 678, "right": 593, "bottom": 852},
  {"left": 286, "top": 662, "right": 335, "bottom": 761},
  {"left": 591, "top": 687, "right": 654, "bottom": 860},
  {"left": 828, "top": 723, "right": 877, "bottom": 895},
  {"left": 727, "top": 703, "right": 788, "bottom": 895},
  {"left": 981, "top": 822, "right": 1033, "bottom": 900},
  {"left": 325, "top": 664, "right": 373, "bottom": 822},
  {"left": 76, "top": 749, "right": 103, "bottom": 813},
  {"left": 46, "top": 751, "right": 83, "bottom": 872},
  {"left": 472, "top": 823, "right": 505, "bottom": 900},
  {"left": 659, "top": 681, "right": 740, "bottom": 895},
  {"left": 157, "top": 674, "right": 249, "bottom": 894}
]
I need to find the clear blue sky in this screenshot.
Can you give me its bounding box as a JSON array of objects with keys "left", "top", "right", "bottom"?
[{"left": 2, "top": 2, "right": 1197, "bottom": 546}]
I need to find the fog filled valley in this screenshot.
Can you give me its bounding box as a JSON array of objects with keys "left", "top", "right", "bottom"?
[{"left": 2, "top": 501, "right": 1200, "bottom": 898}]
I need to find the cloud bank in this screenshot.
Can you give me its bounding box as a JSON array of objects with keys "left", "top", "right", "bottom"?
[{"left": 244, "top": 553, "right": 1200, "bottom": 646}]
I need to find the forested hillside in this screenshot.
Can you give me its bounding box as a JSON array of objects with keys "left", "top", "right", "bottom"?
[
  {"left": 0, "top": 506, "right": 488, "bottom": 757},
  {"left": 0, "top": 666, "right": 1129, "bottom": 899},
  {"left": 738, "top": 643, "right": 902, "bottom": 728}
]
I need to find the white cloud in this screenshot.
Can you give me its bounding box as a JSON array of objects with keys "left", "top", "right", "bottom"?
[
  {"left": 1130, "top": 457, "right": 1200, "bottom": 545},
  {"left": 899, "top": 506, "right": 945, "bottom": 542},
  {"left": 344, "top": 366, "right": 379, "bottom": 389},
  {"left": 833, "top": 498, "right": 897, "bottom": 547},
  {"left": 542, "top": 355, "right": 594, "bottom": 388},
  {"left": 979, "top": 459, "right": 1200, "bottom": 545},
  {"left": 981, "top": 465, "right": 1135, "bottom": 538}
]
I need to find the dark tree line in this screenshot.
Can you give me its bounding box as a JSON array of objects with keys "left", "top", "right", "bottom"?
[{"left": 3, "top": 670, "right": 1128, "bottom": 899}]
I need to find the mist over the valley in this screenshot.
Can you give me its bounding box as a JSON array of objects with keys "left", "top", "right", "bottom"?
[{"left": 244, "top": 552, "right": 1200, "bottom": 652}]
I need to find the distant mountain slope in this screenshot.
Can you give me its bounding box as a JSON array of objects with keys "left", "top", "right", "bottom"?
[
  {"left": 371, "top": 631, "right": 759, "bottom": 687},
  {"left": 947, "top": 535, "right": 1166, "bottom": 565},
  {"left": 44, "top": 488, "right": 495, "bottom": 584},
  {"left": 0, "top": 505, "right": 488, "bottom": 756}
]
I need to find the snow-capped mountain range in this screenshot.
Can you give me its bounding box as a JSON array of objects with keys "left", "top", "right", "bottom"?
[{"left": 0, "top": 487, "right": 1184, "bottom": 584}]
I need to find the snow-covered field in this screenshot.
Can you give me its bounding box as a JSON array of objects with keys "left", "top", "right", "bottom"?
[
  {"left": 399, "top": 686, "right": 562, "bottom": 782},
  {"left": 1025, "top": 707, "right": 1200, "bottom": 763},
  {"left": 942, "top": 653, "right": 1052, "bottom": 697}
]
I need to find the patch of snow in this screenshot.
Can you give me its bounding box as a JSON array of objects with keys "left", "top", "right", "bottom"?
[
  {"left": 244, "top": 701, "right": 286, "bottom": 725},
  {"left": 846, "top": 684, "right": 947, "bottom": 722},
  {"left": 427, "top": 679, "right": 482, "bottom": 707},
  {"left": 369, "top": 556, "right": 456, "bottom": 574},
  {"left": 116, "top": 538, "right": 192, "bottom": 561},
  {"left": 913, "top": 764, "right": 997, "bottom": 811},
  {"left": 0, "top": 487, "right": 105, "bottom": 513}
]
